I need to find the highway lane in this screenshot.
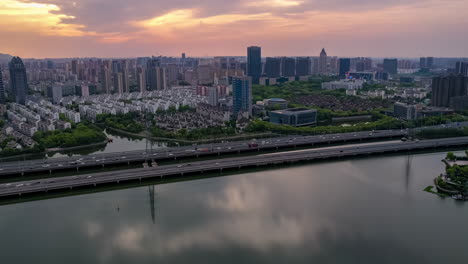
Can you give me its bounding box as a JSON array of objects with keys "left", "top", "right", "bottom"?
[
  {"left": 0, "top": 129, "right": 406, "bottom": 176},
  {"left": 1, "top": 136, "right": 468, "bottom": 198}
]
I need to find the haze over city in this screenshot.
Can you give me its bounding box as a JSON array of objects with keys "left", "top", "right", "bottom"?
[{"left": 1, "top": 0, "right": 468, "bottom": 58}]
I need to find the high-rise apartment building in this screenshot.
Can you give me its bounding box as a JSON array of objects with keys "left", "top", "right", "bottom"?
[
  {"left": 339, "top": 58, "right": 351, "bottom": 78},
  {"left": 432, "top": 75, "right": 468, "bottom": 107},
  {"left": 113, "top": 72, "right": 123, "bottom": 94},
  {"left": 319, "top": 48, "right": 328, "bottom": 75},
  {"left": 207, "top": 86, "right": 219, "bottom": 106},
  {"left": 281, "top": 57, "right": 295, "bottom": 77},
  {"left": 146, "top": 57, "right": 167, "bottom": 90},
  {"left": 420, "top": 57, "right": 434, "bottom": 69},
  {"left": 232, "top": 76, "right": 252, "bottom": 117},
  {"left": 136, "top": 67, "right": 146, "bottom": 92},
  {"left": 265, "top": 57, "right": 281, "bottom": 78},
  {"left": 247, "top": 46, "right": 262, "bottom": 84},
  {"left": 383, "top": 59, "right": 398, "bottom": 75},
  {"left": 9, "top": 56, "right": 28, "bottom": 105},
  {"left": 99, "top": 65, "right": 111, "bottom": 93},
  {"left": 295, "top": 57, "right": 311, "bottom": 76}
]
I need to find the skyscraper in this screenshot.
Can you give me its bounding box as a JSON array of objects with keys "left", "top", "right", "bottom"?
[
  {"left": 9, "top": 56, "right": 28, "bottom": 105},
  {"left": 146, "top": 57, "right": 167, "bottom": 90},
  {"left": 0, "top": 67, "right": 5, "bottom": 104},
  {"left": 99, "top": 65, "right": 111, "bottom": 94},
  {"left": 295, "top": 57, "right": 311, "bottom": 76},
  {"left": 383, "top": 59, "right": 398, "bottom": 75},
  {"left": 247, "top": 46, "right": 262, "bottom": 84},
  {"left": 113, "top": 72, "right": 123, "bottom": 93},
  {"left": 339, "top": 58, "right": 351, "bottom": 78},
  {"left": 281, "top": 57, "right": 296, "bottom": 77},
  {"left": 265, "top": 57, "right": 281, "bottom": 78},
  {"left": 232, "top": 76, "right": 252, "bottom": 117},
  {"left": 432, "top": 75, "right": 468, "bottom": 107},
  {"left": 136, "top": 67, "right": 146, "bottom": 92},
  {"left": 319, "top": 48, "right": 328, "bottom": 75}
]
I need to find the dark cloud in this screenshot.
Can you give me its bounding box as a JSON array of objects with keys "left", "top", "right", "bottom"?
[{"left": 19, "top": 0, "right": 429, "bottom": 33}]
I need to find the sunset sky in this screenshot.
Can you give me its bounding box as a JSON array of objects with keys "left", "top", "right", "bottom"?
[{"left": 1, "top": 0, "right": 467, "bottom": 58}]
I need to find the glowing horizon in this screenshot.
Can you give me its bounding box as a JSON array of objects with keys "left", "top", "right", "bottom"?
[{"left": 0, "top": 0, "right": 467, "bottom": 58}]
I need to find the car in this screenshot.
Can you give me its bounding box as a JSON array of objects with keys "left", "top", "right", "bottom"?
[
  {"left": 58, "top": 164, "right": 63, "bottom": 167},
  {"left": 86, "top": 176, "right": 92, "bottom": 179},
  {"left": 177, "top": 165, "right": 182, "bottom": 168},
  {"left": 122, "top": 156, "right": 127, "bottom": 159},
  {"left": 16, "top": 184, "right": 24, "bottom": 187},
  {"left": 42, "top": 164, "right": 50, "bottom": 168},
  {"left": 169, "top": 153, "right": 174, "bottom": 156}
]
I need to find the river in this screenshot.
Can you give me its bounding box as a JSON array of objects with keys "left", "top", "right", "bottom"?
[{"left": 0, "top": 151, "right": 466, "bottom": 263}]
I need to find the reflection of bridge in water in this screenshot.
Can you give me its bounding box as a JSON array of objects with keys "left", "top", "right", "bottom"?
[
  {"left": 405, "top": 155, "right": 413, "bottom": 191},
  {"left": 149, "top": 185, "right": 156, "bottom": 224}
]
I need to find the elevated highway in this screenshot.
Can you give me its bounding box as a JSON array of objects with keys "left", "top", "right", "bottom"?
[
  {"left": 0, "top": 130, "right": 406, "bottom": 176},
  {"left": 1, "top": 136, "right": 468, "bottom": 198}
]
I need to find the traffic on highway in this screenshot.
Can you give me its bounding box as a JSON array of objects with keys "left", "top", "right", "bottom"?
[{"left": 1, "top": 136, "right": 468, "bottom": 198}]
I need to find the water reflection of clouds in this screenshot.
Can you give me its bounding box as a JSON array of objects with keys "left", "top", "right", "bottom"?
[{"left": 97, "top": 171, "right": 341, "bottom": 258}]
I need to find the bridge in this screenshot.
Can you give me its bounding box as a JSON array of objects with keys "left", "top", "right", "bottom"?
[
  {"left": 1, "top": 136, "right": 467, "bottom": 198},
  {"left": 0, "top": 129, "right": 407, "bottom": 176}
]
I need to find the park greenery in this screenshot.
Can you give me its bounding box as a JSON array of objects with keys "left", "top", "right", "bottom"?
[
  {"left": 435, "top": 151, "right": 468, "bottom": 194},
  {"left": 33, "top": 123, "right": 106, "bottom": 148},
  {"left": 252, "top": 77, "right": 339, "bottom": 102},
  {"left": 96, "top": 112, "right": 145, "bottom": 134}
]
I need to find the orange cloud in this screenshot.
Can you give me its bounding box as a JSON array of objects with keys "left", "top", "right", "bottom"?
[
  {"left": 244, "top": 0, "right": 304, "bottom": 8},
  {"left": 0, "top": 0, "right": 89, "bottom": 37}
]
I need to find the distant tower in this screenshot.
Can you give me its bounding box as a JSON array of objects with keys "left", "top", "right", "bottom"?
[
  {"left": 339, "top": 58, "right": 351, "bottom": 79},
  {"left": 319, "top": 48, "right": 328, "bottom": 75},
  {"left": 247, "top": 46, "right": 262, "bottom": 84},
  {"left": 383, "top": 58, "right": 398, "bottom": 75},
  {"left": 9, "top": 56, "right": 28, "bottom": 105}
]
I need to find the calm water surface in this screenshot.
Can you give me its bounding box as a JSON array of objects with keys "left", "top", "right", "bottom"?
[{"left": 1, "top": 151, "right": 467, "bottom": 263}]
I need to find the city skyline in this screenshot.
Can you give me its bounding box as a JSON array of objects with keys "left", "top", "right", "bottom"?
[{"left": 1, "top": 0, "right": 468, "bottom": 58}]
